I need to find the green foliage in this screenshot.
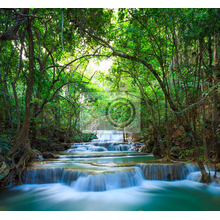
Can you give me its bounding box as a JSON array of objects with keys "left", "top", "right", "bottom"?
[
  {"left": 0, "top": 8, "right": 219, "bottom": 166},
  {"left": 74, "top": 132, "right": 97, "bottom": 143},
  {"left": 0, "top": 129, "right": 16, "bottom": 155},
  {"left": 0, "top": 136, "right": 10, "bottom": 155}
]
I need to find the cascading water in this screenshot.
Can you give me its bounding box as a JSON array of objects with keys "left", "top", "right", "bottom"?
[
  {"left": 20, "top": 163, "right": 211, "bottom": 192},
  {"left": 74, "top": 167, "right": 144, "bottom": 191},
  {"left": 67, "top": 132, "right": 132, "bottom": 152},
  {"left": 22, "top": 168, "right": 86, "bottom": 185},
  {"left": 66, "top": 142, "right": 131, "bottom": 152},
  {"left": 137, "top": 164, "right": 200, "bottom": 181},
  {"left": 22, "top": 167, "right": 144, "bottom": 191},
  {"left": 2, "top": 129, "right": 220, "bottom": 211},
  {"left": 93, "top": 130, "right": 124, "bottom": 142}
]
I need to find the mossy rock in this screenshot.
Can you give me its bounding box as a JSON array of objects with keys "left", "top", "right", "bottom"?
[
  {"left": 30, "top": 149, "right": 42, "bottom": 159},
  {"left": 216, "top": 163, "right": 220, "bottom": 172},
  {"left": 0, "top": 161, "right": 10, "bottom": 180},
  {"left": 42, "top": 152, "right": 59, "bottom": 159}
]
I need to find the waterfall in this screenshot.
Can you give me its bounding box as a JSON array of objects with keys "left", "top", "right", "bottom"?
[
  {"left": 22, "top": 168, "right": 86, "bottom": 184},
  {"left": 66, "top": 130, "right": 133, "bottom": 152},
  {"left": 21, "top": 162, "right": 215, "bottom": 192},
  {"left": 67, "top": 144, "right": 107, "bottom": 152},
  {"left": 92, "top": 130, "right": 123, "bottom": 142},
  {"left": 87, "top": 146, "right": 107, "bottom": 152},
  {"left": 107, "top": 143, "right": 130, "bottom": 151},
  {"left": 137, "top": 163, "right": 202, "bottom": 181},
  {"left": 22, "top": 167, "right": 144, "bottom": 191},
  {"left": 67, "top": 141, "right": 131, "bottom": 152},
  {"left": 74, "top": 167, "right": 144, "bottom": 191}
]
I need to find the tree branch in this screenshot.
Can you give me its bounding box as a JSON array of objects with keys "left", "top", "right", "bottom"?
[
  {"left": 12, "top": 8, "right": 45, "bottom": 19},
  {"left": 0, "top": 8, "right": 29, "bottom": 41},
  {"left": 32, "top": 78, "right": 93, "bottom": 119}
]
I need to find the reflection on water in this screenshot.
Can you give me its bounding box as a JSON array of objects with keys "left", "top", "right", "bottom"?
[{"left": 57, "top": 155, "right": 159, "bottom": 164}]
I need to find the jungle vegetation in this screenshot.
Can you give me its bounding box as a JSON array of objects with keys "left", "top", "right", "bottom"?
[{"left": 0, "top": 8, "right": 220, "bottom": 185}]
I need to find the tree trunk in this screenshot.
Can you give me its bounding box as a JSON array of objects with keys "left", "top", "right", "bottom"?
[
  {"left": 198, "top": 161, "right": 211, "bottom": 184},
  {"left": 201, "top": 68, "right": 208, "bottom": 160},
  {"left": 11, "top": 83, "right": 21, "bottom": 135},
  {"left": 0, "top": 103, "right": 4, "bottom": 135},
  {"left": 30, "top": 92, "right": 40, "bottom": 140},
  {"left": 0, "top": 77, "right": 13, "bottom": 129},
  {"left": 212, "top": 32, "right": 219, "bottom": 177},
  {"left": 11, "top": 32, "right": 25, "bottom": 136},
  {"left": 199, "top": 37, "right": 208, "bottom": 161},
  {"left": 0, "top": 8, "right": 29, "bottom": 41},
  {"left": 123, "top": 127, "right": 126, "bottom": 143},
  {"left": 136, "top": 79, "right": 166, "bottom": 157},
  {"left": 165, "top": 97, "right": 171, "bottom": 161},
  {"left": 4, "top": 15, "right": 35, "bottom": 185}
]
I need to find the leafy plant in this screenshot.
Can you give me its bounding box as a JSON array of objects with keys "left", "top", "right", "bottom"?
[{"left": 0, "top": 136, "right": 10, "bottom": 155}]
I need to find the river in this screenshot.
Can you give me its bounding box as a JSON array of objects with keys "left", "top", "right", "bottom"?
[{"left": 0, "top": 130, "right": 220, "bottom": 211}]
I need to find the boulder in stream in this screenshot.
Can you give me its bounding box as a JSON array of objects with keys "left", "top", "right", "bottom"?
[{"left": 42, "top": 152, "right": 59, "bottom": 159}]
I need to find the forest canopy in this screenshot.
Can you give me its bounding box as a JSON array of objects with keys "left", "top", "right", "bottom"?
[{"left": 0, "top": 8, "right": 220, "bottom": 185}]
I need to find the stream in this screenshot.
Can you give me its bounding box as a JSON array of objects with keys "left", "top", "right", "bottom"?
[{"left": 0, "top": 130, "right": 220, "bottom": 211}]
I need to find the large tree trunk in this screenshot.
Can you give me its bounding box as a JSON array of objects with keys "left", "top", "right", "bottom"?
[
  {"left": 0, "top": 76, "right": 13, "bottom": 129},
  {"left": 165, "top": 97, "right": 171, "bottom": 161},
  {"left": 2, "top": 15, "right": 35, "bottom": 185},
  {"left": 212, "top": 32, "right": 219, "bottom": 178},
  {"left": 11, "top": 33, "right": 25, "bottom": 136},
  {"left": 212, "top": 32, "right": 219, "bottom": 152}
]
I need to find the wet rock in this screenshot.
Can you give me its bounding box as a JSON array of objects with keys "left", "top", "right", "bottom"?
[
  {"left": 49, "top": 143, "right": 72, "bottom": 152},
  {"left": 30, "top": 149, "right": 42, "bottom": 159},
  {"left": 212, "top": 177, "right": 220, "bottom": 186},
  {"left": 170, "top": 146, "right": 182, "bottom": 159},
  {"left": 0, "top": 161, "right": 10, "bottom": 180},
  {"left": 215, "top": 163, "right": 220, "bottom": 172},
  {"left": 42, "top": 152, "right": 59, "bottom": 159}
]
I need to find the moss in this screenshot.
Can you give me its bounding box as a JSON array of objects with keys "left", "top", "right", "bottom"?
[{"left": 0, "top": 161, "right": 10, "bottom": 180}]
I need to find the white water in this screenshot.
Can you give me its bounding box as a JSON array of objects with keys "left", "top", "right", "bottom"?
[
  {"left": 3, "top": 172, "right": 220, "bottom": 211},
  {"left": 22, "top": 167, "right": 144, "bottom": 191},
  {"left": 66, "top": 130, "right": 145, "bottom": 152},
  {"left": 66, "top": 142, "right": 131, "bottom": 152},
  {"left": 93, "top": 130, "right": 124, "bottom": 142},
  {"left": 74, "top": 167, "right": 144, "bottom": 191},
  {"left": 21, "top": 163, "right": 216, "bottom": 192},
  {"left": 3, "top": 130, "right": 220, "bottom": 211}
]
